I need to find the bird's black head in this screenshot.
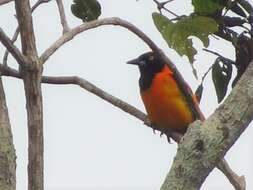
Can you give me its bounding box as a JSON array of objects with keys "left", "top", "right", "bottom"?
[{"left": 127, "top": 52, "right": 165, "bottom": 90}]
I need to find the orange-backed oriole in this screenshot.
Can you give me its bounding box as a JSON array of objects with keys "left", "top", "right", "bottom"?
[{"left": 128, "top": 52, "right": 204, "bottom": 135}]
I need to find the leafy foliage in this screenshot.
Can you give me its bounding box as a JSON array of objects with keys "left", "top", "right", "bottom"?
[
  {"left": 192, "top": 0, "right": 225, "bottom": 15},
  {"left": 212, "top": 57, "right": 233, "bottom": 103},
  {"left": 71, "top": 0, "right": 101, "bottom": 22},
  {"left": 192, "top": 0, "right": 248, "bottom": 17},
  {"left": 152, "top": 13, "right": 218, "bottom": 63}
]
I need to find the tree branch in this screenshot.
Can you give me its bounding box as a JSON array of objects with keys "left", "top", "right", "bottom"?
[
  {"left": 31, "top": 0, "right": 52, "bottom": 12},
  {"left": 152, "top": 0, "right": 179, "bottom": 17},
  {"left": 14, "top": 0, "right": 38, "bottom": 59},
  {"left": 40, "top": 17, "right": 160, "bottom": 63},
  {"left": 161, "top": 61, "right": 253, "bottom": 190},
  {"left": 0, "top": 0, "right": 12, "bottom": 6},
  {"left": 0, "top": 63, "right": 245, "bottom": 189},
  {"left": 218, "top": 159, "right": 246, "bottom": 190},
  {"left": 0, "top": 28, "right": 27, "bottom": 66},
  {"left": 56, "top": 0, "right": 70, "bottom": 33},
  {"left": 2, "top": 28, "right": 19, "bottom": 66}
]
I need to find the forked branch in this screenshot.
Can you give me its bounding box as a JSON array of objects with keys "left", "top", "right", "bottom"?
[
  {"left": 0, "top": 28, "right": 27, "bottom": 66},
  {"left": 2, "top": 0, "right": 52, "bottom": 65}
]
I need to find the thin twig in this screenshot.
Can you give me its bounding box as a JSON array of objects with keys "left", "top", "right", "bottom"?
[
  {"left": 31, "top": 0, "right": 51, "bottom": 12},
  {"left": 152, "top": 0, "right": 178, "bottom": 17},
  {"left": 200, "top": 48, "right": 235, "bottom": 84},
  {"left": 201, "top": 64, "right": 213, "bottom": 84},
  {"left": 2, "top": 27, "right": 19, "bottom": 66},
  {"left": 203, "top": 48, "right": 235, "bottom": 65},
  {"left": 0, "top": 28, "right": 27, "bottom": 66},
  {"left": 56, "top": 0, "right": 70, "bottom": 34},
  {"left": 203, "top": 48, "right": 223, "bottom": 57},
  {"left": 162, "top": 7, "right": 179, "bottom": 17}
]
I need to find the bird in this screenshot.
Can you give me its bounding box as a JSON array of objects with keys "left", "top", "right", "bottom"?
[{"left": 127, "top": 52, "right": 204, "bottom": 138}]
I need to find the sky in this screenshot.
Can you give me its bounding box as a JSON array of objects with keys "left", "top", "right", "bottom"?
[{"left": 0, "top": 0, "right": 253, "bottom": 189}]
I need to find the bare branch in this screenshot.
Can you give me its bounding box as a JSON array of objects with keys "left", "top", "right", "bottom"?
[
  {"left": 0, "top": 28, "right": 27, "bottom": 66},
  {"left": 152, "top": 0, "right": 179, "bottom": 17},
  {"left": 2, "top": 28, "right": 19, "bottom": 66},
  {"left": 0, "top": 0, "right": 12, "bottom": 6},
  {"left": 0, "top": 64, "right": 20, "bottom": 78},
  {"left": 56, "top": 0, "right": 70, "bottom": 33},
  {"left": 40, "top": 17, "right": 160, "bottom": 63},
  {"left": 2, "top": 0, "right": 52, "bottom": 66},
  {"left": 31, "top": 0, "right": 52, "bottom": 12},
  {"left": 218, "top": 159, "right": 246, "bottom": 190},
  {"left": 14, "top": 0, "right": 38, "bottom": 58},
  {"left": 203, "top": 48, "right": 235, "bottom": 63},
  {"left": 43, "top": 76, "right": 147, "bottom": 119}
]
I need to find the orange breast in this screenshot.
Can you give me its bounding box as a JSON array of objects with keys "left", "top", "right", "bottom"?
[{"left": 140, "top": 66, "right": 194, "bottom": 132}]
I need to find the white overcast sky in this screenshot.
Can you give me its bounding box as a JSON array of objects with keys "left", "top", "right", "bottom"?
[{"left": 0, "top": 0, "right": 253, "bottom": 189}]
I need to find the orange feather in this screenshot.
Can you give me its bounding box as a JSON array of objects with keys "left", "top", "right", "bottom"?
[{"left": 140, "top": 65, "right": 196, "bottom": 133}]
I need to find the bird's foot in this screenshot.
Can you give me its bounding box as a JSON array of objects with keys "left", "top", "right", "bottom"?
[
  {"left": 160, "top": 128, "right": 172, "bottom": 143},
  {"left": 149, "top": 122, "right": 174, "bottom": 143}
]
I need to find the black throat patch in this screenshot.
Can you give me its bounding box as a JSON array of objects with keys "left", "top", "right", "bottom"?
[{"left": 138, "top": 54, "right": 165, "bottom": 91}]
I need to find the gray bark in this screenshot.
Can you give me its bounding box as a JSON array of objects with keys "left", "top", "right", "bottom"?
[
  {"left": 0, "top": 77, "right": 16, "bottom": 190},
  {"left": 14, "top": 0, "right": 43, "bottom": 190},
  {"left": 161, "top": 61, "right": 253, "bottom": 190}
]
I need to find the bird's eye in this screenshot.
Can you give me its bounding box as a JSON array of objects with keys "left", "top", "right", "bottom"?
[{"left": 139, "top": 60, "right": 146, "bottom": 67}]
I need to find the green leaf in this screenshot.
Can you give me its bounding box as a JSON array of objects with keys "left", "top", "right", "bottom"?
[
  {"left": 71, "top": 0, "right": 101, "bottom": 22},
  {"left": 212, "top": 57, "right": 233, "bottom": 103},
  {"left": 152, "top": 13, "right": 218, "bottom": 63},
  {"left": 192, "top": 0, "right": 225, "bottom": 15}
]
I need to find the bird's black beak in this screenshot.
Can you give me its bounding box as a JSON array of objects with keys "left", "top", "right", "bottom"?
[{"left": 126, "top": 58, "right": 139, "bottom": 65}]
